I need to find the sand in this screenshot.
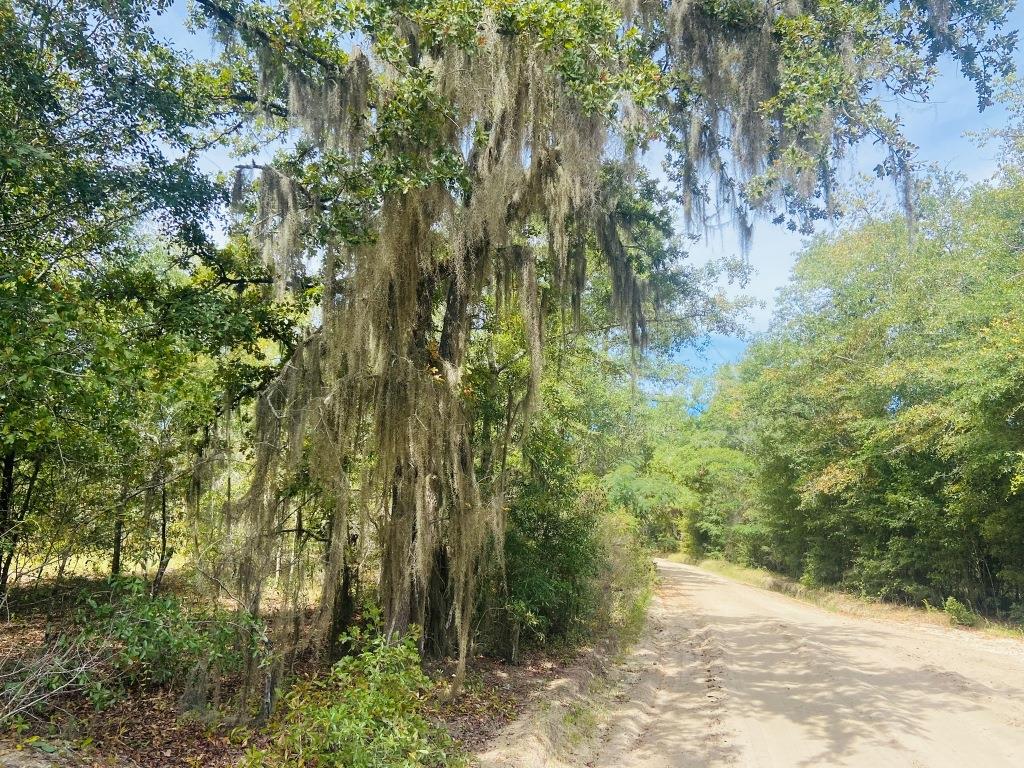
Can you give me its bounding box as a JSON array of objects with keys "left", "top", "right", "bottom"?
[{"left": 481, "top": 559, "right": 1024, "bottom": 767}]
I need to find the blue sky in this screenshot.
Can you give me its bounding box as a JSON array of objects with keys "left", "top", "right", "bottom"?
[{"left": 153, "top": 2, "right": 1024, "bottom": 373}]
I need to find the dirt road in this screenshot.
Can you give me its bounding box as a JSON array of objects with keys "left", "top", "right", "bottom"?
[{"left": 588, "top": 559, "right": 1024, "bottom": 767}]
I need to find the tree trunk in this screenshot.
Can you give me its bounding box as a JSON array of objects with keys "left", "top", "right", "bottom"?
[
  {"left": 327, "top": 549, "right": 357, "bottom": 662},
  {"left": 151, "top": 481, "right": 173, "bottom": 595},
  {"left": 423, "top": 546, "right": 453, "bottom": 658},
  {"left": 0, "top": 451, "right": 16, "bottom": 592},
  {"left": 111, "top": 516, "right": 123, "bottom": 576},
  {"left": 111, "top": 477, "right": 131, "bottom": 577},
  {"left": 380, "top": 471, "right": 414, "bottom": 640},
  {"left": 0, "top": 451, "right": 15, "bottom": 570},
  {"left": 0, "top": 457, "right": 39, "bottom": 591}
]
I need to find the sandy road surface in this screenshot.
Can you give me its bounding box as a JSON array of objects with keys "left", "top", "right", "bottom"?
[{"left": 589, "top": 559, "right": 1024, "bottom": 768}]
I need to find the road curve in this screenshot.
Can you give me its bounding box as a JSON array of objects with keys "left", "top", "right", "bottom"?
[{"left": 590, "top": 559, "right": 1024, "bottom": 768}]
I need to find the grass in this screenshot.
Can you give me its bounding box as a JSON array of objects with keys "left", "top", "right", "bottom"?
[
  {"left": 613, "top": 567, "right": 653, "bottom": 650},
  {"left": 561, "top": 698, "right": 601, "bottom": 747},
  {"left": 663, "top": 553, "right": 1024, "bottom": 641}
]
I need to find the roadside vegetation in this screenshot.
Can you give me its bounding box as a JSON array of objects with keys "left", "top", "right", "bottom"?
[{"left": 642, "top": 164, "right": 1024, "bottom": 631}]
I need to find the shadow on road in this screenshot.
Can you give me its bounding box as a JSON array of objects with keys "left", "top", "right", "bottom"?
[{"left": 593, "top": 561, "right": 1024, "bottom": 767}]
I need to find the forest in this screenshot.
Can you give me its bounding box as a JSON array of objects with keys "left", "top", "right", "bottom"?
[
  {"left": 1, "top": 0, "right": 1021, "bottom": 765},
  {"left": 627, "top": 168, "right": 1024, "bottom": 620}
]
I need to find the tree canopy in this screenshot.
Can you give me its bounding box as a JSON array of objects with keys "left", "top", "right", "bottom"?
[{"left": 660, "top": 169, "right": 1024, "bottom": 615}]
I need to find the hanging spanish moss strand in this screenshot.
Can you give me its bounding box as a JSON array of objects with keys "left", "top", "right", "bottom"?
[{"left": 197, "top": 0, "right": 974, "bottom": 685}]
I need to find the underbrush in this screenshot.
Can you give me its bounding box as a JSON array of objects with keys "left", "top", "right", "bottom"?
[
  {"left": 0, "top": 576, "right": 257, "bottom": 725},
  {"left": 497, "top": 476, "right": 653, "bottom": 660},
  {"left": 73, "top": 577, "right": 259, "bottom": 703},
  {"left": 594, "top": 508, "right": 654, "bottom": 647},
  {"left": 0, "top": 579, "right": 473, "bottom": 766},
  {"left": 941, "top": 596, "right": 980, "bottom": 627},
  {"left": 243, "top": 624, "right": 462, "bottom": 768},
  {"left": 0, "top": 507, "right": 653, "bottom": 766}
]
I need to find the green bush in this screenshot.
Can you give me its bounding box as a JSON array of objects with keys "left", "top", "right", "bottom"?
[
  {"left": 0, "top": 577, "right": 259, "bottom": 721},
  {"left": 943, "top": 596, "right": 979, "bottom": 627},
  {"left": 497, "top": 475, "right": 652, "bottom": 658},
  {"left": 594, "top": 506, "right": 653, "bottom": 643},
  {"left": 72, "top": 576, "right": 258, "bottom": 702},
  {"left": 504, "top": 470, "right": 602, "bottom": 646},
  {"left": 243, "top": 626, "right": 460, "bottom": 768}
]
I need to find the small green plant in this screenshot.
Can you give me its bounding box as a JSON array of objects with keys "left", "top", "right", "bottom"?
[
  {"left": 65, "top": 576, "right": 260, "bottom": 706},
  {"left": 243, "top": 623, "right": 462, "bottom": 768},
  {"left": 7, "top": 714, "right": 29, "bottom": 736},
  {"left": 944, "top": 596, "right": 979, "bottom": 627}
]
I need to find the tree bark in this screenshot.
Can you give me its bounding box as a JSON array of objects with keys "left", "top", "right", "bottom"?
[
  {"left": 0, "top": 450, "right": 15, "bottom": 545},
  {"left": 381, "top": 469, "right": 414, "bottom": 640},
  {"left": 111, "top": 479, "right": 128, "bottom": 577},
  {"left": 0, "top": 450, "right": 17, "bottom": 593},
  {"left": 423, "top": 546, "right": 453, "bottom": 658},
  {"left": 151, "top": 480, "right": 173, "bottom": 596},
  {"left": 111, "top": 517, "right": 123, "bottom": 576},
  {"left": 0, "top": 456, "right": 39, "bottom": 591},
  {"left": 327, "top": 545, "right": 357, "bottom": 662}
]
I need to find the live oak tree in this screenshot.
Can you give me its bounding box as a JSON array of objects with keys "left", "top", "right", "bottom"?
[{"left": 180, "top": 0, "right": 1014, "bottom": 681}]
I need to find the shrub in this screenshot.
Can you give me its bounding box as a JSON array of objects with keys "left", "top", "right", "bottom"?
[
  {"left": 243, "top": 626, "right": 460, "bottom": 768},
  {"left": 1, "top": 577, "right": 259, "bottom": 722},
  {"left": 0, "top": 631, "right": 110, "bottom": 725},
  {"left": 503, "top": 446, "right": 604, "bottom": 648},
  {"left": 944, "top": 596, "right": 979, "bottom": 627},
  {"left": 496, "top": 470, "right": 653, "bottom": 658},
  {"left": 593, "top": 506, "right": 653, "bottom": 643},
  {"left": 89, "top": 578, "right": 256, "bottom": 684},
  {"left": 504, "top": 501, "right": 601, "bottom": 646}
]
